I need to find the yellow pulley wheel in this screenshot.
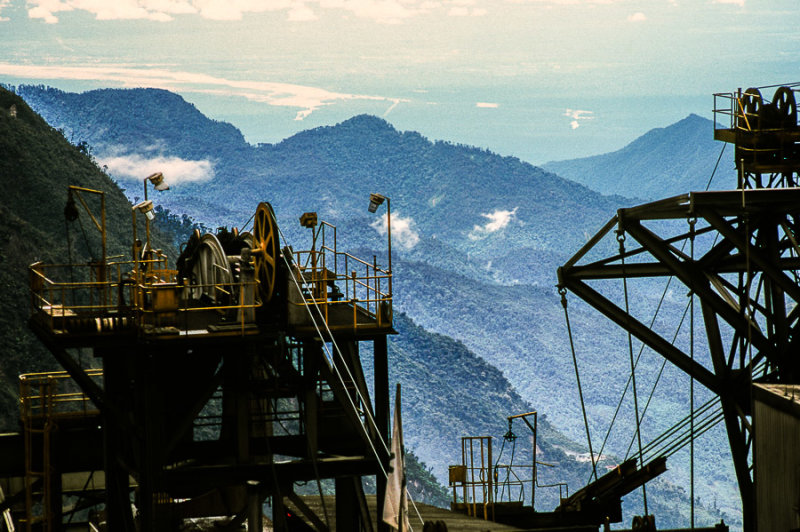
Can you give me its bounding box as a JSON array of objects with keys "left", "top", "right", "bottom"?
[{"left": 252, "top": 202, "right": 279, "bottom": 303}]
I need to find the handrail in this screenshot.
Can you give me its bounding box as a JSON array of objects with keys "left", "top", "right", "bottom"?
[
  {"left": 290, "top": 222, "right": 393, "bottom": 330},
  {"left": 20, "top": 370, "right": 103, "bottom": 421},
  {"left": 28, "top": 259, "right": 262, "bottom": 336}
]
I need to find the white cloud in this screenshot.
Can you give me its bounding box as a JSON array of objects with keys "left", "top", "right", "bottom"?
[
  {"left": 370, "top": 212, "right": 420, "bottom": 250},
  {"left": 383, "top": 99, "right": 402, "bottom": 117},
  {"left": 429, "top": 193, "right": 445, "bottom": 207},
  {"left": 287, "top": 3, "right": 317, "bottom": 20},
  {"left": 476, "top": 102, "right": 499, "bottom": 108},
  {"left": 0, "top": 63, "right": 407, "bottom": 121},
  {"left": 712, "top": 0, "right": 744, "bottom": 5},
  {"left": 447, "top": 5, "right": 469, "bottom": 15},
  {"left": 564, "top": 108, "right": 594, "bottom": 130},
  {"left": 469, "top": 207, "right": 518, "bottom": 240},
  {"left": 321, "top": 0, "right": 427, "bottom": 23},
  {"left": 98, "top": 152, "right": 215, "bottom": 185},
  {"left": 447, "top": 4, "right": 485, "bottom": 16},
  {"left": 627, "top": 11, "right": 645, "bottom": 22},
  {"left": 27, "top": 0, "right": 199, "bottom": 22},
  {"left": 0, "top": 0, "right": 11, "bottom": 21},
  {"left": 504, "top": 0, "right": 628, "bottom": 4},
  {"left": 24, "top": 0, "right": 435, "bottom": 23}
]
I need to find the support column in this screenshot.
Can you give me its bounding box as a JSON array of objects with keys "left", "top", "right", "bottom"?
[
  {"left": 247, "top": 481, "right": 263, "bottom": 532},
  {"left": 335, "top": 477, "right": 361, "bottom": 531},
  {"left": 374, "top": 336, "right": 390, "bottom": 532},
  {"left": 101, "top": 352, "right": 136, "bottom": 532}
]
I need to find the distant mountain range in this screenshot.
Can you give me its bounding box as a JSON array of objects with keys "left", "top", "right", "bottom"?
[
  {"left": 13, "top": 85, "right": 629, "bottom": 287},
  {"left": 0, "top": 87, "right": 178, "bottom": 422},
  {"left": 5, "top": 84, "right": 739, "bottom": 526},
  {"left": 0, "top": 85, "right": 603, "bottom": 510},
  {"left": 543, "top": 114, "right": 737, "bottom": 199}
]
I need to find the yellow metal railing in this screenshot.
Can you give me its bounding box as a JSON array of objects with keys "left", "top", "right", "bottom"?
[
  {"left": 19, "top": 370, "right": 102, "bottom": 531},
  {"left": 449, "top": 436, "right": 494, "bottom": 521},
  {"left": 290, "top": 221, "right": 393, "bottom": 331},
  {"left": 29, "top": 256, "right": 261, "bottom": 336},
  {"left": 714, "top": 88, "right": 800, "bottom": 134}
]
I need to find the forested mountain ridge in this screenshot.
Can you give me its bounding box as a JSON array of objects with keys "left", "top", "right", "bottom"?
[
  {"left": 543, "top": 113, "right": 737, "bottom": 199},
  {"left": 0, "top": 87, "right": 181, "bottom": 426},
  {"left": 13, "top": 85, "right": 248, "bottom": 161},
  {"left": 14, "top": 84, "right": 628, "bottom": 287},
  {"left": 0, "top": 85, "right": 640, "bottom": 513},
  {"left": 0, "top": 85, "right": 451, "bottom": 507}
]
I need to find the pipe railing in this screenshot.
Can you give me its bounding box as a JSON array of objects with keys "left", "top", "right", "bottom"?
[
  {"left": 29, "top": 260, "right": 261, "bottom": 336},
  {"left": 291, "top": 222, "right": 393, "bottom": 330}
]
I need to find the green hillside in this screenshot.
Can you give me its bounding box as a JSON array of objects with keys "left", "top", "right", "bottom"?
[
  {"left": 0, "top": 87, "right": 157, "bottom": 426},
  {"left": 15, "top": 85, "right": 629, "bottom": 286},
  {"left": 0, "top": 87, "right": 461, "bottom": 511}
]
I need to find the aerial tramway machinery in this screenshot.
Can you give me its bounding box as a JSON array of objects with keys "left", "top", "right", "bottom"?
[
  {"left": 558, "top": 84, "right": 800, "bottom": 532},
  {"left": 8, "top": 181, "right": 396, "bottom": 532}
]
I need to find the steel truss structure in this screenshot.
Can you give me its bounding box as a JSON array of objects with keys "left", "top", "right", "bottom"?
[
  {"left": 559, "top": 188, "right": 800, "bottom": 531},
  {"left": 558, "top": 84, "right": 800, "bottom": 532}
]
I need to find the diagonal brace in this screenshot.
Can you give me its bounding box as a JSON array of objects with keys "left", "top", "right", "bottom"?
[{"left": 557, "top": 277, "right": 721, "bottom": 395}]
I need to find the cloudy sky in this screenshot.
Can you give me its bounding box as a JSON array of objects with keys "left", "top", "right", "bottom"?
[{"left": 1, "top": 0, "right": 798, "bottom": 161}]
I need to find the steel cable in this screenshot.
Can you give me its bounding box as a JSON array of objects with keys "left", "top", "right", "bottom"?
[{"left": 559, "top": 287, "right": 598, "bottom": 482}]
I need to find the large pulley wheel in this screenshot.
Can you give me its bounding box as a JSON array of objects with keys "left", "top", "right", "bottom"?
[
  {"left": 192, "top": 233, "right": 233, "bottom": 302},
  {"left": 252, "top": 202, "right": 279, "bottom": 303},
  {"left": 773, "top": 86, "right": 797, "bottom": 127},
  {"left": 739, "top": 87, "right": 763, "bottom": 130}
]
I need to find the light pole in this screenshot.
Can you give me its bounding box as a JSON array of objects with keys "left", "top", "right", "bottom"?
[
  {"left": 132, "top": 173, "right": 169, "bottom": 289},
  {"left": 142, "top": 172, "right": 169, "bottom": 255},
  {"left": 368, "top": 193, "right": 392, "bottom": 297},
  {"left": 368, "top": 192, "right": 392, "bottom": 532}
]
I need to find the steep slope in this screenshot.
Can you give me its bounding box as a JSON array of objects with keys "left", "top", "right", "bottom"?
[
  {"left": 14, "top": 85, "right": 248, "bottom": 161},
  {"left": 543, "top": 114, "right": 737, "bottom": 199},
  {"left": 379, "top": 312, "right": 594, "bottom": 510},
  {"left": 0, "top": 87, "right": 178, "bottom": 429},
  {"left": 0, "top": 87, "right": 456, "bottom": 507}
]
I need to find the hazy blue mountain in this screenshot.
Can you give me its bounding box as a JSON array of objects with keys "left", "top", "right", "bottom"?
[
  {"left": 13, "top": 85, "right": 249, "bottom": 161},
  {"left": 0, "top": 85, "right": 634, "bottom": 515},
  {"left": 543, "top": 114, "right": 737, "bottom": 199},
  {"left": 0, "top": 86, "right": 489, "bottom": 509},
  {"left": 14, "top": 85, "right": 629, "bottom": 287}
]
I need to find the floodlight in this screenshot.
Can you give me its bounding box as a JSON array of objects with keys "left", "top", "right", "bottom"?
[
  {"left": 64, "top": 190, "right": 79, "bottom": 222},
  {"left": 368, "top": 193, "right": 386, "bottom": 213},
  {"left": 147, "top": 172, "right": 169, "bottom": 191},
  {"left": 300, "top": 212, "right": 318, "bottom": 228},
  {"left": 134, "top": 200, "right": 155, "bottom": 221}
]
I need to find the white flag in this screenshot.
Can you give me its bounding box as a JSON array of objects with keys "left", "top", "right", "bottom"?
[{"left": 383, "top": 384, "right": 410, "bottom": 531}]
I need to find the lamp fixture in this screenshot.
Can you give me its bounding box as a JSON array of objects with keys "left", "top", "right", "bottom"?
[
  {"left": 368, "top": 193, "right": 386, "bottom": 213},
  {"left": 64, "top": 190, "right": 79, "bottom": 222},
  {"left": 299, "top": 212, "right": 318, "bottom": 228},
  {"left": 134, "top": 200, "right": 155, "bottom": 221},
  {"left": 146, "top": 172, "right": 169, "bottom": 192}
]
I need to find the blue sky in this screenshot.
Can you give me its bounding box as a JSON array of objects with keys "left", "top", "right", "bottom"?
[{"left": 1, "top": 0, "right": 799, "bottom": 162}]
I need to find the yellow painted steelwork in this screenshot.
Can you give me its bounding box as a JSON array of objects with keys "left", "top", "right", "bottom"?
[
  {"left": 19, "top": 370, "right": 102, "bottom": 532},
  {"left": 289, "top": 221, "right": 393, "bottom": 333}
]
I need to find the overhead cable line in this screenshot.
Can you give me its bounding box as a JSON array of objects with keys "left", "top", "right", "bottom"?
[{"left": 559, "top": 287, "right": 598, "bottom": 482}]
